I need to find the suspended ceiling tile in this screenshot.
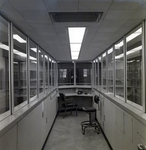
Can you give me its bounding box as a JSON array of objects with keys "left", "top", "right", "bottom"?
[
  {"left": 0, "top": 0, "right": 8, "bottom": 9},
  {"left": 105, "top": 9, "right": 136, "bottom": 20},
  {"left": 76, "top": 21, "right": 102, "bottom": 27},
  {"left": 1, "top": 2, "right": 25, "bottom": 22},
  {"left": 114, "top": 26, "right": 135, "bottom": 37},
  {"left": 130, "top": 6, "right": 146, "bottom": 19},
  {"left": 8, "top": 0, "right": 46, "bottom": 10},
  {"left": 27, "top": 19, "right": 52, "bottom": 27},
  {"left": 123, "top": 19, "right": 142, "bottom": 27},
  {"left": 44, "top": 0, "right": 78, "bottom": 12},
  {"left": 18, "top": 10, "right": 49, "bottom": 21},
  {"left": 98, "top": 26, "right": 120, "bottom": 33},
  {"left": 53, "top": 22, "right": 78, "bottom": 28},
  {"left": 94, "top": 32, "right": 114, "bottom": 40},
  {"left": 111, "top": 0, "right": 144, "bottom": 10},
  {"left": 32, "top": 26, "right": 56, "bottom": 35},
  {"left": 79, "top": 0, "right": 112, "bottom": 10},
  {"left": 101, "top": 19, "right": 128, "bottom": 27}
]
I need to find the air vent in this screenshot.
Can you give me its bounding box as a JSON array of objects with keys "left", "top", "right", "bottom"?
[{"left": 49, "top": 12, "right": 103, "bottom": 22}]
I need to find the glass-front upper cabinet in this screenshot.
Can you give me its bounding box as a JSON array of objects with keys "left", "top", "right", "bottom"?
[
  {"left": 115, "top": 40, "right": 124, "bottom": 100},
  {"left": 52, "top": 60, "right": 55, "bottom": 88},
  {"left": 29, "top": 40, "right": 37, "bottom": 101},
  {"left": 92, "top": 60, "right": 96, "bottom": 87},
  {"left": 45, "top": 53, "right": 49, "bottom": 92},
  {"left": 107, "top": 48, "right": 113, "bottom": 93},
  {"left": 13, "top": 26, "right": 27, "bottom": 109},
  {"left": 102, "top": 52, "right": 107, "bottom": 90},
  {"left": 38, "top": 48, "right": 44, "bottom": 96},
  {"left": 76, "top": 62, "right": 92, "bottom": 85},
  {"left": 96, "top": 59, "right": 98, "bottom": 88},
  {"left": 54, "top": 61, "right": 57, "bottom": 87},
  {"left": 49, "top": 58, "right": 52, "bottom": 90},
  {"left": 98, "top": 56, "right": 102, "bottom": 90},
  {"left": 126, "top": 26, "right": 142, "bottom": 107},
  {"left": 58, "top": 62, "right": 74, "bottom": 86},
  {"left": 0, "top": 16, "right": 10, "bottom": 117}
]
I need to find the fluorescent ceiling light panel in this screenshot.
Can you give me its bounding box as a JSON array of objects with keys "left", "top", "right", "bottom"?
[
  {"left": 13, "top": 34, "right": 26, "bottom": 43},
  {"left": 126, "top": 28, "right": 142, "bottom": 42},
  {"left": 72, "top": 56, "right": 78, "bottom": 59},
  {"left": 68, "top": 27, "right": 86, "bottom": 60},
  {"left": 71, "top": 51, "right": 79, "bottom": 57},
  {"left": 68, "top": 27, "right": 86, "bottom": 43},
  {"left": 70, "top": 44, "right": 81, "bottom": 51}
]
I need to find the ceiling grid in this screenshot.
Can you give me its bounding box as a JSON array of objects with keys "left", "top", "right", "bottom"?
[{"left": 0, "top": 0, "right": 145, "bottom": 61}]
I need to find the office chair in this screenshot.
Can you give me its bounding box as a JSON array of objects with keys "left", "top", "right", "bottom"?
[
  {"left": 81, "top": 95, "right": 100, "bottom": 135},
  {"left": 59, "top": 93, "right": 78, "bottom": 118}
]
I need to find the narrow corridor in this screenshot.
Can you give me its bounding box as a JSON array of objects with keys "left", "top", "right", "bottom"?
[{"left": 44, "top": 111, "right": 111, "bottom": 150}]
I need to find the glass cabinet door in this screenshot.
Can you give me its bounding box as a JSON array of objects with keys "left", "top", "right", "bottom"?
[
  {"left": 126, "top": 26, "right": 142, "bottom": 106},
  {"left": 115, "top": 40, "right": 124, "bottom": 100}
]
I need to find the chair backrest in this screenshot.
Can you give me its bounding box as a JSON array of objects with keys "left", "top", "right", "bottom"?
[
  {"left": 59, "top": 93, "right": 65, "bottom": 102},
  {"left": 94, "top": 95, "right": 100, "bottom": 104}
]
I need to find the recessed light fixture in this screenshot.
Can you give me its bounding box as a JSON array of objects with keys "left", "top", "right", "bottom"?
[
  {"left": 68, "top": 27, "right": 86, "bottom": 60},
  {"left": 13, "top": 34, "right": 26, "bottom": 43}
]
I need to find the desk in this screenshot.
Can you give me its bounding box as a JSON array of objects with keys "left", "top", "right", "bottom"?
[{"left": 58, "top": 93, "right": 93, "bottom": 111}]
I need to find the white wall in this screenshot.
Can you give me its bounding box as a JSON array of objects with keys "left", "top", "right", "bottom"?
[
  {"left": 94, "top": 91, "right": 146, "bottom": 150},
  {"left": 0, "top": 93, "right": 58, "bottom": 150}
]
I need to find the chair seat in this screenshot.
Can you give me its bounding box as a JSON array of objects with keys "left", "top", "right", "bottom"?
[{"left": 82, "top": 107, "right": 96, "bottom": 112}]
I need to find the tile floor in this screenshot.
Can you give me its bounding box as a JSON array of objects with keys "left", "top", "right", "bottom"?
[{"left": 43, "top": 111, "right": 111, "bottom": 150}]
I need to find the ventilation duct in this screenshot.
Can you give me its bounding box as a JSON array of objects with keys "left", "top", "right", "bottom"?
[{"left": 49, "top": 12, "right": 103, "bottom": 22}]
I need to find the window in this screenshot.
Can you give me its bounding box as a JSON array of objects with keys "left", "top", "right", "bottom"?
[
  {"left": 39, "top": 48, "right": 44, "bottom": 96},
  {"left": 29, "top": 40, "right": 37, "bottom": 100},
  {"left": 126, "top": 26, "right": 142, "bottom": 106},
  {"left": 58, "top": 62, "right": 74, "bottom": 86},
  {"left": 0, "top": 16, "right": 10, "bottom": 117},
  {"left": 76, "top": 62, "right": 91, "bottom": 85},
  {"left": 13, "top": 27, "right": 27, "bottom": 109},
  {"left": 107, "top": 48, "right": 113, "bottom": 93},
  {"left": 102, "top": 52, "right": 107, "bottom": 90},
  {"left": 115, "top": 40, "right": 124, "bottom": 99}
]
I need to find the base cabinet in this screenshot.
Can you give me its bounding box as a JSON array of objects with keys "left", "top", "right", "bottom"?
[{"left": 0, "top": 94, "right": 58, "bottom": 150}]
